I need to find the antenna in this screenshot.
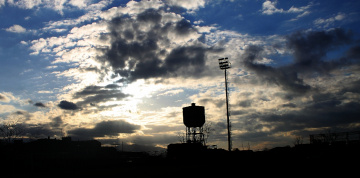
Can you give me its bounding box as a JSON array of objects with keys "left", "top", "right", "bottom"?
[{"left": 218, "top": 57, "right": 232, "bottom": 151}]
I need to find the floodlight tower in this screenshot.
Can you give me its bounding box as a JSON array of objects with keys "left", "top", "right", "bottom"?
[{"left": 218, "top": 57, "right": 232, "bottom": 151}]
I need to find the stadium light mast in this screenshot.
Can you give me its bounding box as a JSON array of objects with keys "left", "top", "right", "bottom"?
[{"left": 218, "top": 57, "right": 232, "bottom": 151}]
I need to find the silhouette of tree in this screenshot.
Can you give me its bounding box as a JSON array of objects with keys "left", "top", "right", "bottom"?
[
  {"left": 203, "top": 122, "right": 214, "bottom": 145},
  {"left": 293, "top": 136, "right": 303, "bottom": 146},
  {"left": 242, "top": 142, "right": 251, "bottom": 150},
  {"left": 177, "top": 131, "right": 186, "bottom": 143},
  {"left": 0, "top": 122, "right": 24, "bottom": 143},
  {"left": 324, "top": 130, "right": 338, "bottom": 144}
]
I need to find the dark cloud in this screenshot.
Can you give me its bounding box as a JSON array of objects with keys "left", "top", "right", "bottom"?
[
  {"left": 198, "top": 98, "right": 224, "bottom": 108},
  {"left": 58, "top": 100, "right": 79, "bottom": 110},
  {"left": 50, "top": 116, "right": 63, "bottom": 128},
  {"left": 10, "top": 123, "right": 60, "bottom": 139},
  {"left": 0, "top": 94, "right": 5, "bottom": 101},
  {"left": 163, "top": 46, "right": 210, "bottom": 77},
  {"left": 137, "top": 8, "right": 162, "bottom": 24},
  {"left": 264, "top": 101, "right": 360, "bottom": 133},
  {"left": 339, "top": 79, "right": 360, "bottom": 94},
  {"left": 286, "top": 28, "right": 353, "bottom": 74},
  {"left": 207, "top": 121, "right": 229, "bottom": 142},
  {"left": 234, "top": 88, "right": 360, "bottom": 144},
  {"left": 8, "top": 110, "right": 32, "bottom": 121},
  {"left": 73, "top": 85, "right": 129, "bottom": 107},
  {"left": 142, "top": 125, "right": 184, "bottom": 135},
  {"left": 230, "top": 109, "right": 249, "bottom": 116},
  {"left": 24, "top": 125, "right": 58, "bottom": 138},
  {"left": 281, "top": 103, "right": 297, "bottom": 108},
  {"left": 238, "top": 100, "right": 252, "bottom": 108},
  {"left": 234, "top": 28, "right": 360, "bottom": 148},
  {"left": 105, "top": 84, "right": 120, "bottom": 89},
  {"left": 233, "top": 74, "right": 360, "bottom": 147},
  {"left": 34, "top": 102, "right": 46, "bottom": 107},
  {"left": 346, "top": 45, "right": 360, "bottom": 60},
  {"left": 97, "top": 8, "right": 222, "bottom": 83},
  {"left": 14, "top": 110, "right": 27, "bottom": 115},
  {"left": 68, "top": 120, "right": 140, "bottom": 140},
  {"left": 240, "top": 28, "right": 358, "bottom": 94},
  {"left": 5, "top": 116, "right": 64, "bottom": 139},
  {"left": 242, "top": 45, "right": 311, "bottom": 94},
  {"left": 174, "top": 19, "right": 195, "bottom": 36}
]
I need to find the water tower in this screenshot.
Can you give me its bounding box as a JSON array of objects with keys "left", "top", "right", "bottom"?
[{"left": 182, "top": 103, "right": 205, "bottom": 145}]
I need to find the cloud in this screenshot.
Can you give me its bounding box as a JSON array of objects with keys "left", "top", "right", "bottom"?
[
  {"left": 21, "top": 124, "right": 59, "bottom": 138},
  {"left": 6, "top": 0, "right": 110, "bottom": 15},
  {"left": 5, "top": 24, "right": 26, "bottom": 33},
  {"left": 227, "top": 27, "right": 360, "bottom": 148},
  {"left": 98, "top": 8, "right": 222, "bottom": 83},
  {"left": 158, "top": 89, "right": 184, "bottom": 96},
  {"left": 68, "top": 120, "right": 140, "bottom": 140},
  {"left": 241, "top": 45, "right": 311, "bottom": 94},
  {"left": 232, "top": 88, "right": 360, "bottom": 148},
  {"left": 22, "top": 2, "right": 223, "bottom": 147},
  {"left": 34, "top": 102, "right": 46, "bottom": 108},
  {"left": 240, "top": 28, "right": 356, "bottom": 94},
  {"left": 26, "top": 1, "right": 221, "bottom": 96},
  {"left": 346, "top": 45, "right": 360, "bottom": 60},
  {"left": 7, "top": 0, "right": 42, "bottom": 9},
  {"left": 286, "top": 28, "right": 353, "bottom": 72},
  {"left": 0, "top": 92, "right": 22, "bottom": 104},
  {"left": 50, "top": 116, "right": 63, "bottom": 128},
  {"left": 164, "top": 0, "right": 205, "bottom": 11},
  {"left": 1, "top": 114, "right": 65, "bottom": 139},
  {"left": 105, "top": 84, "right": 120, "bottom": 89},
  {"left": 68, "top": 0, "right": 91, "bottom": 9},
  {"left": 0, "top": 0, "right": 4, "bottom": 8},
  {"left": 38, "top": 90, "right": 53, "bottom": 94},
  {"left": 238, "top": 100, "right": 253, "bottom": 108},
  {"left": 58, "top": 100, "right": 79, "bottom": 110},
  {"left": 261, "top": 0, "right": 312, "bottom": 18},
  {"left": 10, "top": 110, "right": 33, "bottom": 122},
  {"left": 0, "top": 93, "right": 10, "bottom": 102},
  {"left": 281, "top": 103, "right": 297, "bottom": 108},
  {"left": 73, "top": 85, "right": 129, "bottom": 107},
  {"left": 261, "top": 100, "right": 360, "bottom": 134},
  {"left": 314, "top": 12, "right": 347, "bottom": 28},
  {"left": 261, "top": 0, "right": 284, "bottom": 15},
  {"left": 0, "top": 104, "right": 16, "bottom": 114}
]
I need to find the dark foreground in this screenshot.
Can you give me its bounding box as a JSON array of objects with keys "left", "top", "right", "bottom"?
[{"left": 2, "top": 140, "right": 360, "bottom": 177}]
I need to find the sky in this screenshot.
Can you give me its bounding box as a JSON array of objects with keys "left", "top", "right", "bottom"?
[{"left": 0, "top": 0, "right": 360, "bottom": 151}]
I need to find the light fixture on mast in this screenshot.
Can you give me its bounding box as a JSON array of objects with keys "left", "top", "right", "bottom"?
[{"left": 218, "top": 57, "right": 232, "bottom": 151}]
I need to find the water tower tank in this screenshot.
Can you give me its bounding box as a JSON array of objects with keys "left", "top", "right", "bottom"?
[{"left": 183, "top": 103, "right": 205, "bottom": 127}]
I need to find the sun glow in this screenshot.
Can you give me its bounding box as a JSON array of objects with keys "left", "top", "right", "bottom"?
[
  {"left": 123, "top": 79, "right": 165, "bottom": 98},
  {"left": 93, "top": 79, "right": 168, "bottom": 126}
]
